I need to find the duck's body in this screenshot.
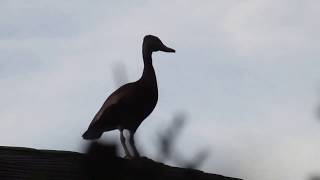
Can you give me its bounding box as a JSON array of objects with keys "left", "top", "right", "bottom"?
[
  {"left": 82, "top": 35, "right": 175, "bottom": 158},
  {"left": 85, "top": 71, "right": 158, "bottom": 134}
]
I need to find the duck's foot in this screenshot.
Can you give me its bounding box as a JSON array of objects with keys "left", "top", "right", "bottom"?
[
  {"left": 131, "top": 154, "right": 140, "bottom": 159},
  {"left": 124, "top": 154, "right": 133, "bottom": 159}
]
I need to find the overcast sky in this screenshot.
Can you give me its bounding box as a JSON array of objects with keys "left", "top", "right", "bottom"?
[{"left": 1, "top": 1, "right": 320, "bottom": 180}]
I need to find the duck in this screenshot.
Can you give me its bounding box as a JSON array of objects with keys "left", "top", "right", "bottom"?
[{"left": 82, "top": 35, "right": 175, "bottom": 158}]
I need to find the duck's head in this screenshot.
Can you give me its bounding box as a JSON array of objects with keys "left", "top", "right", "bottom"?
[{"left": 143, "top": 35, "right": 175, "bottom": 53}]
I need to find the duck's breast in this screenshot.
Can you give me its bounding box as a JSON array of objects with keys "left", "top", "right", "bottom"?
[{"left": 121, "top": 84, "right": 158, "bottom": 130}]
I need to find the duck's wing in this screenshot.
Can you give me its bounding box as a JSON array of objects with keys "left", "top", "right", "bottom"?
[{"left": 88, "top": 82, "right": 138, "bottom": 130}]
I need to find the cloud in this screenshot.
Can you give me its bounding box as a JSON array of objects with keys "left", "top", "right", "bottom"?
[{"left": 0, "top": 1, "right": 320, "bottom": 180}]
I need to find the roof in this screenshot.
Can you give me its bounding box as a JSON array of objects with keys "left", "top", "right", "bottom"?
[{"left": 0, "top": 144, "right": 242, "bottom": 180}]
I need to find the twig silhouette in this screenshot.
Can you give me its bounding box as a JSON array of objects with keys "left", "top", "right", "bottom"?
[{"left": 156, "top": 113, "right": 210, "bottom": 169}]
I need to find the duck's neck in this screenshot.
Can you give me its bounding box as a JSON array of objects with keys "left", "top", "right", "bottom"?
[{"left": 141, "top": 49, "right": 157, "bottom": 85}]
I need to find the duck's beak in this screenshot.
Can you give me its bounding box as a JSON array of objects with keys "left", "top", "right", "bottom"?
[{"left": 160, "top": 44, "right": 176, "bottom": 53}]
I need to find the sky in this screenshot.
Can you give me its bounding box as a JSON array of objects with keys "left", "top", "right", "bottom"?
[{"left": 1, "top": 1, "right": 320, "bottom": 180}]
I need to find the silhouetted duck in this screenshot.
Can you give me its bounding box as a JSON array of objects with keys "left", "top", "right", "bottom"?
[{"left": 82, "top": 35, "right": 175, "bottom": 158}]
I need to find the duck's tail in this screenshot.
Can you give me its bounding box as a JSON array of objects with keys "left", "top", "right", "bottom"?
[{"left": 82, "top": 129, "right": 102, "bottom": 140}]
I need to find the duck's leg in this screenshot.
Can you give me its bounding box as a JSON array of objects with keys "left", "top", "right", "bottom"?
[
  {"left": 129, "top": 131, "right": 140, "bottom": 157},
  {"left": 120, "top": 129, "right": 132, "bottom": 159}
]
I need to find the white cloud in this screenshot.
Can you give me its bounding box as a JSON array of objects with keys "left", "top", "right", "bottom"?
[
  {"left": 0, "top": 1, "right": 320, "bottom": 180},
  {"left": 222, "top": 1, "right": 320, "bottom": 56}
]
